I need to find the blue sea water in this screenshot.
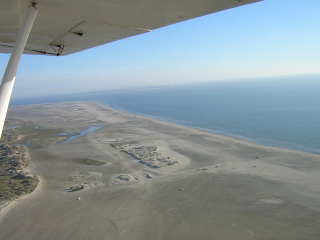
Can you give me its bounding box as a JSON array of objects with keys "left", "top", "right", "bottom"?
[{"left": 10, "top": 74, "right": 320, "bottom": 154}]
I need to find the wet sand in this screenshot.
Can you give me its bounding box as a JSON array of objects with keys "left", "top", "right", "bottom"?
[{"left": 1, "top": 101, "right": 320, "bottom": 240}]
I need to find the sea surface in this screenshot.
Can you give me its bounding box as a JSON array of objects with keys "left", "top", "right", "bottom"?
[{"left": 10, "top": 74, "right": 320, "bottom": 154}]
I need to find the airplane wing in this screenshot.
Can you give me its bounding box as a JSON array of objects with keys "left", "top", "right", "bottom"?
[
  {"left": 0, "top": 0, "right": 262, "bottom": 56},
  {"left": 0, "top": 0, "right": 262, "bottom": 139}
]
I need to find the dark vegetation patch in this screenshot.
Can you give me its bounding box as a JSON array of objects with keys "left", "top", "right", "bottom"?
[
  {"left": 0, "top": 144, "right": 38, "bottom": 202},
  {"left": 79, "top": 158, "right": 107, "bottom": 166},
  {"left": 109, "top": 141, "right": 140, "bottom": 148}
]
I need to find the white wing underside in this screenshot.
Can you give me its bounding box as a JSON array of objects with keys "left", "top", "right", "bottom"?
[{"left": 0, "top": 0, "right": 261, "bottom": 56}]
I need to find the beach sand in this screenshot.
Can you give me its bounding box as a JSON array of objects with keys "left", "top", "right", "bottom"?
[{"left": 0, "top": 101, "right": 320, "bottom": 239}]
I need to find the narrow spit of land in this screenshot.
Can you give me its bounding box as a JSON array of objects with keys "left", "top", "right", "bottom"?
[{"left": 0, "top": 101, "right": 320, "bottom": 240}]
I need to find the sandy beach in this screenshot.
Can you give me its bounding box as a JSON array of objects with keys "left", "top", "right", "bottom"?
[{"left": 0, "top": 101, "right": 320, "bottom": 239}]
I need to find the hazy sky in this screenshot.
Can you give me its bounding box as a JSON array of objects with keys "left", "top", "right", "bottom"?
[{"left": 1, "top": 0, "right": 320, "bottom": 99}]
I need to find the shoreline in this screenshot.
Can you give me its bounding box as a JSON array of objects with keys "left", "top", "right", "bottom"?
[
  {"left": 92, "top": 100, "right": 320, "bottom": 155},
  {"left": 11, "top": 99, "right": 319, "bottom": 155},
  {"left": 6, "top": 99, "right": 320, "bottom": 158},
  {"left": 1, "top": 101, "right": 320, "bottom": 239}
]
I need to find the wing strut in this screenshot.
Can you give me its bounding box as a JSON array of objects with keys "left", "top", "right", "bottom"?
[{"left": 0, "top": 3, "right": 38, "bottom": 139}]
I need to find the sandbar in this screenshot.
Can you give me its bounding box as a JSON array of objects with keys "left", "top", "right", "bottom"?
[{"left": 0, "top": 101, "right": 320, "bottom": 240}]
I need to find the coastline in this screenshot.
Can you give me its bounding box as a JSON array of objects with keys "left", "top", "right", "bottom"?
[
  {"left": 93, "top": 100, "right": 319, "bottom": 155},
  {"left": 61, "top": 99, "right": 319, "bottom": 155},
  {"left": 1, "top": 101, "right": 320, "bottom": 239},
  {"left": 9, "top": 77, "right": 320, "bottom": 155}
]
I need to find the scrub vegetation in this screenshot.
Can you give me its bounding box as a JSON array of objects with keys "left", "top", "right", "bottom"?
[
  {"left": 79, "top": 158, "right": 107, "bottom": 166},
  {"left": 1, "top": 118, "right": 72, "bottom": 148},
  {"left": 0, "top": 119, "right": 39, "bottom": 202},
  {"left": 0, "top": 144, "right": 38, "bottom": 201}
]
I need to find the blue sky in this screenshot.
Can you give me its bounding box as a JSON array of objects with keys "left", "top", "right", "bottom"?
[{"left": 1, "top": 0, "right": 320, "bottom": 99}]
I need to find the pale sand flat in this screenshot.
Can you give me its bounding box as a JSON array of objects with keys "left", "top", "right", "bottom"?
[{"left": 0, "top": 102, "right": 320, "bottom": 240}]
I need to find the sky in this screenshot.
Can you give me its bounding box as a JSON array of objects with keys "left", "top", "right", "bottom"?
[{"left": 1, "top": 0, "right": 320, "bottom": 99}]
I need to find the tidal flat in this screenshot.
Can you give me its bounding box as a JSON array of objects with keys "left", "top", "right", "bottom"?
[{"left": 0, "top": 101, "right": 320, "bottom": 240}]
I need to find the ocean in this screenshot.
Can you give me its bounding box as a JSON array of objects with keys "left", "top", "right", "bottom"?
[{"left": 10, "top": 74, "right": 320, "bottom": 154}]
